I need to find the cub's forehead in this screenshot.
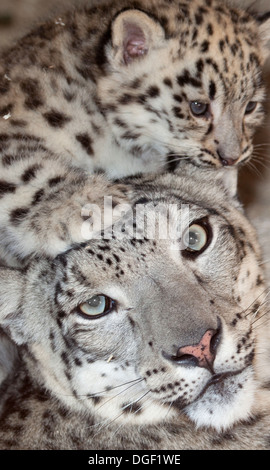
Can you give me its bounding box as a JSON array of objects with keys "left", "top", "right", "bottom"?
[
  {"left": 164, "top": 1, "right": 262, "bottom": 75},
  {"left": 161, "top": 0, "right": 257, "bottom": 41},
  {"left": 172, "top": 0, "right": 256, "bottom": 33}
]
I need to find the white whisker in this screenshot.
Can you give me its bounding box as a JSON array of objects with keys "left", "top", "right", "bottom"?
[
  {"left": 252, "top": 314, "right": 270, "bottom": 330},
  {"left": 91, "top": 390, "right": 151, "bottom": 438},
  {"left": 259, "top": 258, "right": 270, "bottom": 266},
  {"left": 244, "top": 288, "right": 270, "bottom": 318},
  {"left": 246, "top": 159, "right": 265, "bottom": 178},
  {"left": 95, "top": 378, "right": 144, "bottom": 412},
  {"left": 74, "top": 377, "right": 143, "bottom": 400}
]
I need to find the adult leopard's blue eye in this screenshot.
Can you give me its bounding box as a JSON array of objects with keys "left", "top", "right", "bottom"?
[
  {"left": 245, "top": 101, "right": 257, "bottom": 115},
  {"left": 183, "top": 224, "right": 207, "bottom": 251},
  {"left": 77, "top": 295, "right": 115, "bottom": 319},
  {"left": 182, "top": 218, "right": 212, "bottom": 257},
  {"left": 190, "top": 101, "right": 209, "bottom": 117}
]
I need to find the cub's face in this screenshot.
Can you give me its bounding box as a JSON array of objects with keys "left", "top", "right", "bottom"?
[
  {"left": 98, "top": 0, "right": 270, "bottom": 170},
  {"left": 0, "top": 172, "right": 267, "bottom": 431}
]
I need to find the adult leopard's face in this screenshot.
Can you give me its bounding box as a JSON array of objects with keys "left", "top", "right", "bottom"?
[
  {"left": 0, "top": 171, "right": 267, "bottom": 431},
  {"left": 98, "top": 0, "right": 270, "bottom": 171}
]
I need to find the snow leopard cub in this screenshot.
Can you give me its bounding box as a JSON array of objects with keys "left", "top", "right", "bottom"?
[{"left": 0, "top": 0, "right": 269, "bottom": 266}]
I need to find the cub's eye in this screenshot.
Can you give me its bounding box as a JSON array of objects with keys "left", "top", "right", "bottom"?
[
  {"left": 245, "top": 101, "right": 257, "bottom": 115},
  {"left": 77, "top": 295, "right": 115, "bottom": 319},
  {"left": 190, "top": 101, "right": 209, "bottom": 117},
  {"left": 183, "top": 219, "right": 212, "bottom": 256}
]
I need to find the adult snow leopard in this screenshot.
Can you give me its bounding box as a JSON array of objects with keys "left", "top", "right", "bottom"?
[
  {"left": 0, "top": 167, "right": 269, "bottom": 450},
  {"left": 0, "top": 0, "right": 269, "bottom": 265}
]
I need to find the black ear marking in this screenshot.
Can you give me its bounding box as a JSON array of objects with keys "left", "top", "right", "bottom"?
[
  {"left": 255, "top": 11, "right": 270, "bottom": 24},
  {"left": 251, "top": 10, "right": 270, "bottom": 60}
]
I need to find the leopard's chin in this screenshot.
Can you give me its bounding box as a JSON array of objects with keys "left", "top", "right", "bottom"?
[{"left": 183, "top": 366, "right": 256, "bottom": 431}]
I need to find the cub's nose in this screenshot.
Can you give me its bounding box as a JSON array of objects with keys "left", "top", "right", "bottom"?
[
  {"left": 217, "top": 148, "right": 239, "bottom": 167},
  {"left": 167, "top": 325, "right": 221, "bottom": 371}
]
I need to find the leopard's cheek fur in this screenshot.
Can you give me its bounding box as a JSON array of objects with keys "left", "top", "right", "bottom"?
[{"left": 30, "top": 294, "right": 257, "bottom": 431}]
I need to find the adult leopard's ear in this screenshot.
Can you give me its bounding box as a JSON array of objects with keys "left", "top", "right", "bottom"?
[
  {"left": 177, "top": 163, "right": 240, "bottom": 207},
  {"left": 0, "top": 267, "right": 27, "bottom": 345},
  {"left": 256, "top": 12, "right": 270, "bottom": 61},
  {"left": 216, "top": 168, "right": 240, "bottom": 203},
  {"left": 110, "top": 9, "right": 165, "bottom": 65}
]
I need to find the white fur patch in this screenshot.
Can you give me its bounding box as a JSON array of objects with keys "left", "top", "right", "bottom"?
[{"left": 185, "top": 367, "right": 256, "bottom": 431}]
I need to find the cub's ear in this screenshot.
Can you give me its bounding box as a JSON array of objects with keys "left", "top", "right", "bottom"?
[
  {"left": 256, "top": 12, "right": 270, "bottom": 61},
  {"left": 110, "top": 9, "right": 165, "bottom": 65}
]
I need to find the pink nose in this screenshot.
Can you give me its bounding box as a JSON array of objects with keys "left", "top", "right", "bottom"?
[
  {"left": 217, "top": 149, "right": 239, "bottom": 167},
  {"left": 177, "top": 329, "right": 217, "bottom": 369}
]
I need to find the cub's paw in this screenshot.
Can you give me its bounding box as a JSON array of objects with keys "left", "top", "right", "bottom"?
[{"left": 77, "top": 176, "right": 131, "bottom": 241}]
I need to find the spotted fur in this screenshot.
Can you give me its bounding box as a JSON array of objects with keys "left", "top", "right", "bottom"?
[
  {"left": 0, "top": 168, "right": 269, "bottom": 450},
  {"left": 0, "top": 0, "right": 269, "bottom": 265}
]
